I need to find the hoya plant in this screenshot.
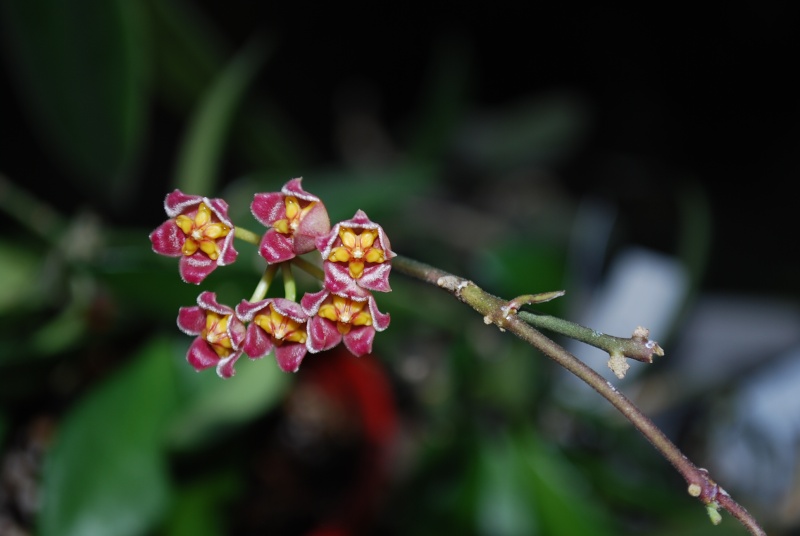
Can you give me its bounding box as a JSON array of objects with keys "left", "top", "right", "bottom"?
[
  {"left": 1, "top": 3, "right": 780, "bottom": 534},
  {"left": 150, "top": 178, "right": 764, "bottom": 535}
]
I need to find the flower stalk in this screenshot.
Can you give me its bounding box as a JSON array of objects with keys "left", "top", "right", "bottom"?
[
  {"left": 290, "top": 255, "right": 325, "bottom": 281},
  {"left": 249, "top": 264, "right": 278, "bottom": 303},
  {"left": 282, "top": 262, "right": 297, "bottom": 302},
  {"left": 233, "top": 225, "right": 261, "bottom": 245}
]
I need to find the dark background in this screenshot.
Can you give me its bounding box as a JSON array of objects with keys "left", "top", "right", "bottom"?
[
  {"left": 2, "top": 4, "right": 798, "bottom": 296},
  {"left": 1, "top": 2, "right": 798, "bottom": 535},
  {"left": 199, "top": 4, "right": 799, "bottom": 295}
]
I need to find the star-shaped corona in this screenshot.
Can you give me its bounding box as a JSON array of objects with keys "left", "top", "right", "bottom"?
[
  {"left": 149, "top": 190, "right": 237, "bottom": 284},
  {"left": 251, "top": 178, "right": 331, "bottom": 264},
  {"left": 175, "top": 203, "right": 231, "bottom": 260},
  {"left": 317, "top": 210, "right": 395, "bottom": 299},
  {"left": 177, "top": 292, "right": 246, "bottom": 378},
  {"left": 302, "top": 290, "right": 390, "bottom": 356},
  {"left": 236, "top": 298, "right": 310, "bottom": 373}
]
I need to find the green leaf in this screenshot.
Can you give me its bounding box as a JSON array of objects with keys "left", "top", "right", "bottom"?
[
  {"left": 173, "top": 37, "right": 269, "bottom": 195},
  {"left": 39, "top": 338, "right": 177, "bottom": 536},
  {"left": 512, "top": 429, "right": 616, "bottom": 536},
  {"left": 168, "top": 347, "right": 290, "bottom": 450},
  {"left": 0, "top": 241, "right": 41, "bottom": 313},
  {"left": 162, "top": 471, "right": 240, "bottom": 536},
  {"left": 473, "top": 436, "right": 538, "bottom": 536},
  {"left": 27, "top": 300, "right": 88, "bottom": 356},
  {"left": 145, "top": 0, "right": 302, "bottom": 173},
  {"left": 0, "top": 0, "right": 148, "bottom": 205},
  {"left": 142, "top": 0, "right": 223, "bottom": 111},
  {"left": 457, "top": 430, "right": 616, "bottom": 536},
  {"left": 476, "top": 238, "right": 566, "bottom": 313}
]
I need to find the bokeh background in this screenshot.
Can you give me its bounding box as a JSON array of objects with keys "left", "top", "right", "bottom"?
[{"left": 1, "top": 2, "right": 798, "bottom": 535}]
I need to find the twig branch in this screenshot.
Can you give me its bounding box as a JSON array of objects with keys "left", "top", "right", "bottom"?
[
  {"left": 517, "top": 312, "right": 664, "bottom": 364},
  {"left": 517, "top": 312, "right": 664, "bottom": 379},
  {"left": 391, "top": 254, "right": 765, "bottom": 536}
]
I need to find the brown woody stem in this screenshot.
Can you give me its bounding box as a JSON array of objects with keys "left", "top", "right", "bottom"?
[{"left": 391, "top": 254, "right": 765, "bottom": 536}]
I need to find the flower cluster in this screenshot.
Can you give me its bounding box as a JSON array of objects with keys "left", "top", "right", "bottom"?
[{"left": 150, "top": 178, "right": 394, "bottom": 377}]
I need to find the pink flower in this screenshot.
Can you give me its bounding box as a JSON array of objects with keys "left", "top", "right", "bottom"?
[
  {"left": 235, "top": 298, "right": 309, "bottom": 373},
  {"left": 317, "top": 210, "right": 396, "bottom": 299},
  {"left": 251, "top": 178, "right": 331, "bottom": 263},
  {"left": 177, "top": 292, "right": 246, "bottom": 378},
  {"left": 149, "top": 190, "right": 237, "bottom": 284},
  {"left": 301, "top": 290, "right": 390, "bottom": 356}
]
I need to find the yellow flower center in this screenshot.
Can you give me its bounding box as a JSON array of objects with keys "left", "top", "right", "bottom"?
[
  {"left": 254, "top": 304, "right": 307, "bottom": 346},
  {"left": 328, "top": 227, "right": 386, "bottom": 279},
  {"left": 272, "top": 196, "right": 317, "bottom": 236},
  {"left": 175, "top": 202, "right": 230, "bottom": 261},
  {"left": 318, "top": 295, "right": 373, "bottom": 335},
  {"left": 202, "top": 312, "right": 234, "bottom": 358}
]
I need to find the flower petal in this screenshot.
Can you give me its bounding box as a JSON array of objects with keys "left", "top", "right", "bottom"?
[
  {"left": 216, "top": 351, "right": 243, "bottom": 379},
  {"left": 343, "top": 325, "right": 375, "bottom": 357},
  {"left": 235, "top": 299, "right": 269, "bottom": 322},
  {"left": 217, "top": 232, "right": 238, "bottom": 266},
  {"left": 306, "top": 316, "right": 341, "bottom": 353},
  {"left": 281, "top": 177, "right": 321, "bottom": 203},
  {"left": 196, "top": 291, "right": 234, "bottom": 316},
  {"left": 149, "top": 220, "right": 185, "bottom": 257},
  {"left": 357, "top": 263, "right": 393, "bottom": 293},
  {"left": 177, "top": 305, "right": 206, "bottom": 335},
  {"left": 300, "top": 289, "right": 330, "bottom": 316},
  {"left": 367, "top": 296, "right": 391, "bottom": 331},
  {"left": 204, "top": 198, "right": 235, "bottom": 228},
  {"left": 242, "top": 322, "right": 274, "bottom": 358},
  {"left": 274, "top": 343, "right": 308, "bottom": 373},
  {"left": 251, "top": 192, "right": 286, "bottom": 226},
  {"left": 259, "top": 229, "right": 296, "bottom": 263},
  {"left": 179, "top": 253, "right": 216, "bottom": 284},
  {"left": 293, "top": 201, "right": 330, "bottom": 255},
  {"left": 269, "top": 298, "right": 308, "bottom": 323},
  {"left": 164, "top": 190, "right": 203, "bottom": 218},
  {"left": 186, "top": 337, "right": 219, "bottom": 372},
  {"left": 227, "top": 315, "right": 247, "bottom": 349},
  {"left": 322, "top": 262, "right": 371, "bottom": 299}
]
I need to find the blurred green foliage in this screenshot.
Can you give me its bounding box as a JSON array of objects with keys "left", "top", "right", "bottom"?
[
  {"left": 0, "top": 1, "right": 754, "bottom": 535},
  {"left": 1, "top": 0, "right": 147, "bottom": 207},
  {"left": 39, "top": 339, "right": 174, "bottom": 536}
]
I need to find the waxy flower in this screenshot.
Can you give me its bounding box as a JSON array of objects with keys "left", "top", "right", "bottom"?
[
  {"left": 236, "top": 298, "right": 309, "bottom": 373},
  {"left": 317, "top": 210, "right": 395, "bottom": 298},
  {"left": 301, "top": 290, "right": 390, "bottom": 356},
  {"left": 177, "top": 292, "right": 246, "bottom": 378},
  {"left": 251, "top": 178, "right": 331, "bottom": 263},
  {"left": 149, "top": 190, "right": 237, "bottom": 284}
]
